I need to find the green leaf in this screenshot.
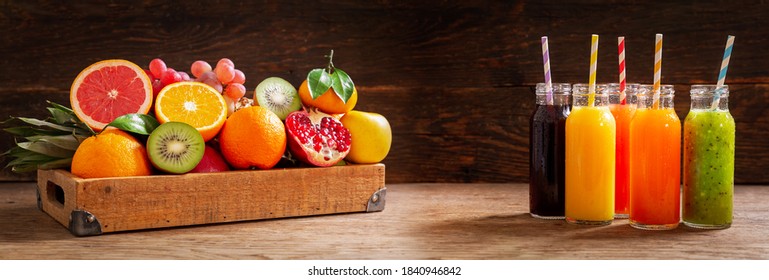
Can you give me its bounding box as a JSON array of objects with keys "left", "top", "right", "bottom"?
[
  {"left": 37, "top": 158, "right": 72, "bottom": 170},
  {"left": 102, "top": 114, "right": 159, "bottom": 135},
  {"left": 7, "top": 152, "right": 60, "bottom": 166},
  {"left": 330, "top": 69, "right": 355, "bottom": 104},
  {"left": 11, "top": 165, "right": 39, "bottom": 173},
  {"left": 16, "top": 117, "right": 78, "bottom": 132},
  {"left": 4, "top": 127, "right": 39, "bottom": 137},
  {"left": 17, "top": 141, "right": 75, "bottom": 158},
  {"left": 307, "top": 68, "right": 333, "bottom": 100},
  {"left": 26, "top": 134, "right": 82, "bottom": 150},
  {"left": 48, "top": 107, "right": 77, "bottom": 124},
  {"left": 47, "top": 101, "right": 77, "bottom": 116}
]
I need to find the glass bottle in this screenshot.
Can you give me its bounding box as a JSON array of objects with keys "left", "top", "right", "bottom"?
[
  {"left": 607, "top": 83, "right": 639, "bottom": 218},
  {"left": 683, "top": 85, "right": 735, "bottom": 229},
  {"left": 629, "top": 85, "right": 681, "bottom": 230},
  {"left": 565, "top": 84, "right": 615, "bottom": 225},
  {"left": 529, "top": 83, "right": 571, "bottom": 219}
]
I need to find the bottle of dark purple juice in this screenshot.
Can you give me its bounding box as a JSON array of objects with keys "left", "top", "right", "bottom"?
[{"left": 529, "top": 83, "right": 571, "bottom": 219}]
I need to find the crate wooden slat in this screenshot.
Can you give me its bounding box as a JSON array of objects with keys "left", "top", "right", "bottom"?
[{"left": 36, "top": 164, "right": 386, "bottom": 236}]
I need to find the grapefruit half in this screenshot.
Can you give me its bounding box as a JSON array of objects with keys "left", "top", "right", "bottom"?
[{"left": 70, "top": 59, "right": 153, "bottom": 132}]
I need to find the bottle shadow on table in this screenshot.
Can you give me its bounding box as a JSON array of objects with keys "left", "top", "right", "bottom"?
[{"left": 425, "top": 213, "right": 714, "bottom": 241}]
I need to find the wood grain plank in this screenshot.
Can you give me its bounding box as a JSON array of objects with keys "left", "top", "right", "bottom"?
[
  {"left": 2, "top": 1, "right": 769, "bottom": 91},
  {"left": 3, "top": 84, "right": 769, "bottom": 183},
  {"left": 2, "top": 182, "right": 768, "bottom": 259},
  {"left": 2, "top": 1, "right": 769, "bottom": 183}
]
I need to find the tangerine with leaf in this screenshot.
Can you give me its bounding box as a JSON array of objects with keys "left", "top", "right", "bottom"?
[{"left": 298, "top": 50, "right": 358, "bottom": 114}]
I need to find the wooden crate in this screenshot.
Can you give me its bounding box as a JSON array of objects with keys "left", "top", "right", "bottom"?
[{"left": 36, "top": 164, "right": 386, "bottom": 236}]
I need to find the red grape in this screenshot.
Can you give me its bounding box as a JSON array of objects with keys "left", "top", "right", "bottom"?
[
  {"left": 160, "top": 69, "right": 181, "bottom": 86},
  {"left": 143, "top": 69, "right": 155, "bottom": 80},
  {"left": 231, "top": 69, "right": 246, "bottom": 84},
  {"left": 224, "top": 83, "right": 246, "bottom": 99},
  {"left": 217, "top": 58, "right": 234, "bottom": 69},
  {"left": 178, "top": 71, "right": 191, "bottom": 81},
  {"left": 149, "top": 58, "right": 167, "bottom": 78},
  {"left": 214, "top": 64, "right": 235, "bottom": 84},
  {"left": 191, "top": 60, "right": 212, "bottom": 78}
]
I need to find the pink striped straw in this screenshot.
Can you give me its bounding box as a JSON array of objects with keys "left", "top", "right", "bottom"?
[
  {"left": 618, "top": 36, "right": 627, "bottom": 104},
  {"left": 542, "top": 36, "right": 553, "bottom": 105},
  {"left": 652, "top": 34, "right": 663, "bottom": 109}
]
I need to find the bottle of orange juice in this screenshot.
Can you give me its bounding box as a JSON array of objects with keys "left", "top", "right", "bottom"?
[
  {"left": 565, "top": 84, "right": 616, "bottom": 225},
  {"left": 629, "top": 85, "right": 681, "bottom": 230}
]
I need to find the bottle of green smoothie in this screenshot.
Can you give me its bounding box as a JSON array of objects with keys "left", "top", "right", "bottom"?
[{"left": 682, "top": 85, "right": 735, "bottom": 229}]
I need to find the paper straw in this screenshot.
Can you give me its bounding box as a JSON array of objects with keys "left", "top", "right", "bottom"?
[
  {"left": 652, "top": 34, "right": 663, "bottom": 109},
  {"left": 542, "top": 36, "right": 554, "bottom": 105},
  {"left": 618, "top": 36, "right": 627, "bottom": 104},
  {"left": 711, "top": 35, "right": 735, "bottom": 111},
  {"left": 588, "top": 34, "right": 599, "bottom": 106}
]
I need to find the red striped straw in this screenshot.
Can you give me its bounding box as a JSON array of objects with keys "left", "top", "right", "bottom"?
[
  {"left": 542, "top": 36, "right": 553, "bottom": 105},
  {"left": 652, "top": 33, "right": 663, "bottom": 109},
  {"left": 618, "top": 36, "right": 627, "bottom": 105}
]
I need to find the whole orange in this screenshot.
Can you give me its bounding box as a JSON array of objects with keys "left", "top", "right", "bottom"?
[
  {"left": 218, "top": 106, "right": 286, "bottom": 169},
  {"left": 71, "top": 129, "right": 153, "bottom": 178},
  {"left": 298, "top": 79, "right": 358, "bottom": 114}
]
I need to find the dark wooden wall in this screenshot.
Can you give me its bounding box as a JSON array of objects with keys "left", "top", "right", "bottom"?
[{"left": 2, "top": 0, "right": 768, "bottom": 183}]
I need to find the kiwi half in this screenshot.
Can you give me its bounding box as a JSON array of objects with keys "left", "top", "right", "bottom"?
[
  {"left": 147, "top": 122, "right": 205, "bottom": 174},
  {"left": 255, "top": 77, "right": 302, "bottom": 120}
]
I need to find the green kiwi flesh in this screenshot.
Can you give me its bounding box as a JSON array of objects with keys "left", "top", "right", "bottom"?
[
  {"left": 255, "top": 77, "right": 302, "bottom": 120},
  {"left": 147, "top": 122, "right": 205, "bottom": 174}
]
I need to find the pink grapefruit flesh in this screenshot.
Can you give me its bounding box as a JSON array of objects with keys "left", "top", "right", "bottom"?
[{"left": 70, "top": 59, "right": 153, "bottom": 131}]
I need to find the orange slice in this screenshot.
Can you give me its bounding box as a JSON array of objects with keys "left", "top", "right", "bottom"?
[
  {"left": 70, "top": 59, "right": 153, "bottom": 131},
  {"left": 154, "top": 82, "right": 227, "bottom": 142}
]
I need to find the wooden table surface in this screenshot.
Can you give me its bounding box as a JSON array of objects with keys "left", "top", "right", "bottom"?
[{"left": 1, "top": 182, "right": 767, "bottom": 259}]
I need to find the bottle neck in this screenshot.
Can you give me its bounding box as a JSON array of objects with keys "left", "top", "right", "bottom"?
[
  {"left": 637, "top": 94, "right": 675, "bottom": 109},
  {"left": 691, "top": 95, "right": 729, "bottom": 111},
  {"left": 535, "top": 94, "right": 570, "bottom": 105},
  {"left": 572, "top": 93, "right": 610, "bottom": 107}
]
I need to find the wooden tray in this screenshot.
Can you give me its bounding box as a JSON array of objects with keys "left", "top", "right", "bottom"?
[{"left": 36, "top": 164, "right": 386, "bottom": 236}]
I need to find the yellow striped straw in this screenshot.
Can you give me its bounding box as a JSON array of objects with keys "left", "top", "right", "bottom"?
[
  {"left": 652, "top": 33, "right": 663, "bottom": 109},
  {"left": 588, "top": 34, "right": 599, "bottom": 106}
]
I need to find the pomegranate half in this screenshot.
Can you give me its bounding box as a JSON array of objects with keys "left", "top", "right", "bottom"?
[{"left": 285, "top": 109, "right": 351, "bottom": 167}]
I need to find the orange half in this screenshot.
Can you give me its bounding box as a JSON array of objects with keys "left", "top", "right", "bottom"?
[{"left": 154, "top": 82, "right": 227, "bottom": 142}]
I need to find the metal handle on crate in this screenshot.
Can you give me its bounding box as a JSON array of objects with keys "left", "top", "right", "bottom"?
[{"left": 37, "top": 171, "right": 104, "bottom": 237}]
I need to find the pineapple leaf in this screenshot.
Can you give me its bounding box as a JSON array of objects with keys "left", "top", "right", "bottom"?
[
  {"left": 11, "top": 165, "right": 40, "bottom": 173},
  {"left": 3, "top": 102, "right": 92, "bottom": 173},
  {"left": 26, "top": 134, "right": 82, "bottom": 150},
  {"left": 5, "top": 126, "right": 74, "bottom": 137},
  {"left": 48, "top": 107, "right": 78, "bottom": 124},
  {"left": 48, "top": 101, "right": 77, "bottom": 116},
  {"left": 16, "top": 117, "right": 79, "bottom": 132},
  {"left": 7, "top": 152, "right": 61, "bottom": 166},
  {"left": 17, "top": 141, "right": 75, "bottom": 158},
  {"left": 37, "top": 157, "right": 73, "bottom": 170}
]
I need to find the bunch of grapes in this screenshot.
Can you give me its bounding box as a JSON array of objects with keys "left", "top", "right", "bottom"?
[
  {"left": 192, "top": 59, "right": 247, "bottom": 114},
  {"left": 147, "top": 58, "right": 248, "bottom": 115},
  {"left": 146, "top": 58, "right": 194, "bottom": 94}
]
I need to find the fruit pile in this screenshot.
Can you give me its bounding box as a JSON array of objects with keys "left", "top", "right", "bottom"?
[{"left": 3, "top": 52, "right": 392, "bottom": 178}]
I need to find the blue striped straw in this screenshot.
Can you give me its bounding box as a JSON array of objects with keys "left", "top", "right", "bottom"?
[
  {"left": 711, "top": 35, "right": 735, "bottom": 110},
  {"left": 542, "top": 36, "right": 553, "bottom": 105}
]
